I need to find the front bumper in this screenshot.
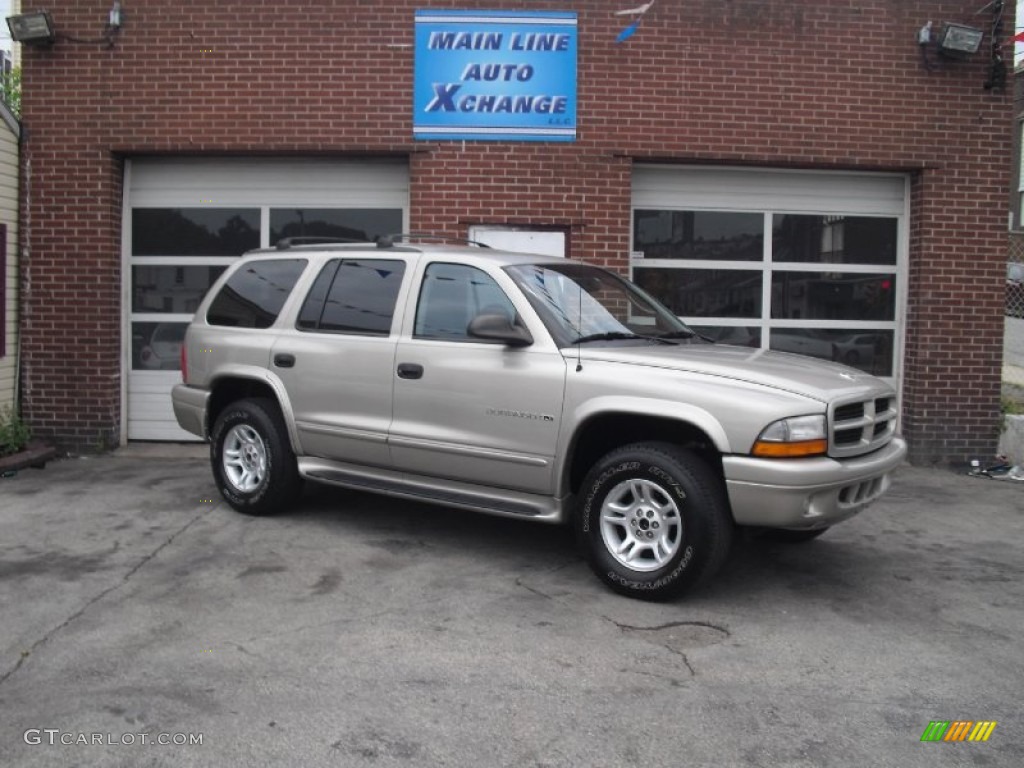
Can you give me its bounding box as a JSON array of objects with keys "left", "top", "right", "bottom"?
[
  {"left": 171, "top": 384, "right": 210, "bottom": 439},
  {"left": 722, "top": 437, "right": 907, "bottom": 529}
]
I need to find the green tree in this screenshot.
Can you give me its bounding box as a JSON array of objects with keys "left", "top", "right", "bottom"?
[{"left": 1, "top": 66, "right": 21, "bottom": 118}]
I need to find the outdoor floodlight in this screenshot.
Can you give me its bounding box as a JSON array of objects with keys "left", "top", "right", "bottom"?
[
  {"left": 938, "top": 23, "right": 984, "bottom": 58},
  {"left": 6, "top": 11, "right": 56, "bottom": 46}
]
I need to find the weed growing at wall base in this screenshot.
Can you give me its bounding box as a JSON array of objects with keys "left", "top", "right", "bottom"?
[{"left": 0, "top": 406, "right": 31, "bottom": 457}]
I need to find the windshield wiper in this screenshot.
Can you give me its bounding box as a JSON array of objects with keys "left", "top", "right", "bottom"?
[
  {"left": 654, "top": 330, "right": 697, "bottom": 340},
  {"left": 574, "top": 332, "right": 676, "bottom": 345}
]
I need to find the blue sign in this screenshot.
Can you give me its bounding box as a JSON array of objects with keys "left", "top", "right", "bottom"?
[{"left": 413, "top": 10, "right": 577, "bottom": 142}]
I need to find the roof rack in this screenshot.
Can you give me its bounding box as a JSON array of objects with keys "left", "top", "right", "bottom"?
[
  {"left": 376, "top": 232, "right": 491, "bottom": 249},
  {"left": 275, "top": 236, "right": 372, "bottom": 250}
]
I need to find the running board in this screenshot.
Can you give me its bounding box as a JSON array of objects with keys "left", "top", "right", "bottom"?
[{"left": 297, "top": 457, "right": 567, "bottom": 523}]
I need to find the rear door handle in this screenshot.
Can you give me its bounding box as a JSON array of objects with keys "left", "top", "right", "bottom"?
[
  {"left": 397, "top": 363, "right": 424, "bottom": 380},
  {"left": 273, "top": 353, "right": 296, "bottom": 368}
]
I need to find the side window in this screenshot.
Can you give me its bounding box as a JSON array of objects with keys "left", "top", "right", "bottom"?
[
  {"left": 414, "top": 263, "right": 517, "bottom": 341},
  {"left": 297, "top": 259, "right": 405, "bottom": 335},
  {"left": 207, "top": 259, "right": 307, "bottom": 328}
]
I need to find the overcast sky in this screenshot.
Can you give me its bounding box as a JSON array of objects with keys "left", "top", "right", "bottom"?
[{"left": 0, "top": 0, "right": 10, "bottom": 52}]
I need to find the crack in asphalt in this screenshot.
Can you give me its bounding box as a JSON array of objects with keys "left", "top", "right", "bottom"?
[
  {"left": 512, "top": 559, "right": 580, "bottom": 601},
  {"left": 0, "top": 506, "right": 209, "bottom": 689},
  {"left": 608, "top": 619, "right": 733, "bottom": 636},
  {"left": 605, "top": 619, "right": 732, "bottom": 678},
  {"left": 514, "top": 566, "right": 732, "bottom": 680}
]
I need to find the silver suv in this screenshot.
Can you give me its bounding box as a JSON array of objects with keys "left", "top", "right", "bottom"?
[{"left": 172, "top": 239, "right": 906, "bottom": 600}]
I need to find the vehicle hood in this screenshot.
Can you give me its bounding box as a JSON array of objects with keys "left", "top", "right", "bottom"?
[{"left": 571, "top": 343, "right": 890, "bottom": 403}]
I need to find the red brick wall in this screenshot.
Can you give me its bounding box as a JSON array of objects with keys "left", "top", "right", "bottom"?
[{"left": 18, "top": 0, "right": 1015, "bottom": 461}]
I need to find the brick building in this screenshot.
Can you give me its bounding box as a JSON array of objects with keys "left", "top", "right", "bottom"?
[{"left": 14, "top": 0, "right": 1015, "bottom": 463}]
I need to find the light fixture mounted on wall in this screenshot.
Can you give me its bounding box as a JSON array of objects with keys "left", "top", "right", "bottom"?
[
  {"left": 916, "top": 1, "right": 1007, "bottom": 90},
  {"left": 6, "top": 11, "right": 56, "bottom": 46},
  {"left": 937, "top": 23, "right": 984, "bottom": 58},
  {"left": 5, "top": 2, "right": 124, "bottom": 49}
]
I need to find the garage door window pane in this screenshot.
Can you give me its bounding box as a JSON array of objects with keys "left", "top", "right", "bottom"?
[
  {"left": 634, "top": 267, "right": 762, "bottom": 318},
  {"left": 771, "top": 329, "right": 893, "bottom": 375},
  {"left": 771, "top": 272, "right": 896, "bottom": 320},
  {"left": 132, "top": 321, "right": 188, "bottom": 370},
  {"left": 690, "top": 325, "right": 762, "bottom": 347},
  {"left": 133, "top": 209, "right": 259, "bottom": 256},
  {"left": 634, "top": 210, "right": 763, "bottom": 261},
  {"left": 132, "top": 265, "right": 227, "bottom": 314},
  {"left": 270, "top": 209, "right": 403, "bottom": 247},
  {"left": 773, "top": 215, "right": 897, "bottom": 265}
]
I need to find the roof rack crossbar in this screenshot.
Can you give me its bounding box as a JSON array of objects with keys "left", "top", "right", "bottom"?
[
  {"left": 376, "top": 232, "right": 491, "bottom": 249},
  {"left": 275, "top": 236, "right": 372, "bottom": 250}
]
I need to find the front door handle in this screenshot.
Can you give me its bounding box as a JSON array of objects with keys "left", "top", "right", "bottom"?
[
  {"left": 273, "top": 353, "right": 296, "bottom": 368},
  {"left": 397, "top": 363, "right": 424, "bottom": 380}
]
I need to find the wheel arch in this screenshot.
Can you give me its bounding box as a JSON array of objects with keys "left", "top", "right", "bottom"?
[
  {"left": 207, "top": 371, "right": 302, "bottom": 454},
  {"left": 561, "top": 403, "right": 730, "bottom": 498}
]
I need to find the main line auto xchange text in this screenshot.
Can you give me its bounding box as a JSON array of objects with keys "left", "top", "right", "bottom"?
[{"left": 425, "top": 31, "right": 571, "bottom": 115}]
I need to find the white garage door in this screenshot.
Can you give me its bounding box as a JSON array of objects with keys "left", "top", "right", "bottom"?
[
  {"left": 631, "top": 165, "right": 908, "bottom": 385},
  {"left": 123, "top": 157, "right": 409, "bottom": 442}
]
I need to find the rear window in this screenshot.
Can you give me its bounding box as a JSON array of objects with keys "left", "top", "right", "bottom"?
[
  {"left": 297, "top": 259, "right": 406, "bottom": 335},
  {"left": 207, "top": 259, "right": 307, "bottom": 328}
]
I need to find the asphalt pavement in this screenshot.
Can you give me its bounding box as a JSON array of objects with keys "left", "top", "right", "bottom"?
[{"left": 0, "top": 448, "right": 1021, "bottom": 768}]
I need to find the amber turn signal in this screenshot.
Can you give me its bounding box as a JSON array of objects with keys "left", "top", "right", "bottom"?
[{"left": 751, "top": 439, "right": 828, "bottom": 458}]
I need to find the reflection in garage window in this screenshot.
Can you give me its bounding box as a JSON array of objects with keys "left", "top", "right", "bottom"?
[
  {"left": 270, "top": 208, "right": 403, "bottom": 246},
  {"left": 132, "top": 322, "right": 188, "bottom": 370},
  {"left": 133, "top": 208, "right": 260, "bottom": 256},
  {"left": 631, "top": 208, "right": 900, "bottom": 378},
  {"left": 634, "top": 268, "right": 762, "bottom": 318},
  {"left": 634, "top": 210, "right": 763, "bottom": 261},
  {"left": 771, "top": 273, "right": 896, "bottom": 321},
  {"left": 770, "top": 329, "right": 894, "bottom": 376}
]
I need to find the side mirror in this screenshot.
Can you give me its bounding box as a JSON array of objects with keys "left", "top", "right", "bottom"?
[{"left": 467, "top": 313, "right": 533, "bottom": 347}]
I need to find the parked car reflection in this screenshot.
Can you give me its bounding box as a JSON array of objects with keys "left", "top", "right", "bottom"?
[
  {"left": 770, "top": 328, "right": 892, "bottom": 376},
  {"left": 135, "top": 322, "right": 187, "bottom": 370}
]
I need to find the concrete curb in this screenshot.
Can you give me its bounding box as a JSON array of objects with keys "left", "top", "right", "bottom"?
[{"left": 998, "top": 414, "right": 1024, "bottom": 465}]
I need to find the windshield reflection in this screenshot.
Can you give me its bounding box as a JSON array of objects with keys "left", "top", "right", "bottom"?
[{"left": 506, "top": 263, "right": 693, "bottom": 347}]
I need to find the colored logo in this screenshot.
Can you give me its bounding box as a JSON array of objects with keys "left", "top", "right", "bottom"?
[
  {"left": 920, "top": 721, "right": 997, "bottom": 742},
  {"left": 413, "top": 10, "right": 577, "bottom": 141}
]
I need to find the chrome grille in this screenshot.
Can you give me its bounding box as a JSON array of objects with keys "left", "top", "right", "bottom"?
[{"left": 829, "top": 393, "right": 898, "bottom": 458}]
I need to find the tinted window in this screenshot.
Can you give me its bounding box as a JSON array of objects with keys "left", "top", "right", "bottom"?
[
  {"left": 634, "top": 210, "right": 763, "bottom": 261},
  {"left": 297, "top": 261, "right": 341, "bottom": 330},
  {"left": 297, "top": 259, "right": 405, "bottom": 335},
  {"left": 207, "top": 259, "right": 307, "bottom": 328},
  {"left": 131, "top": 321, "right": 188, "bottom": 370},
  {"left": 133, "top": 208, "right": 260, "bottom": 256},
  {"left": 773, "top": 215, "right": 897, "bottom": 265},
  {"left": 132, "top": 265, "right": 228, "bottom": 314},
  {"left": 771, "top": 272, "right": 896, "bottom": 321},
  {"left": 634, "top": 267, "right": 762, "bottom": 318},
  {"left": 270, "top": 208, "right": 403, "bottom": 246},
  {"left": 415, "top": 264, "right": 517, "bottom": 341},
  {"left": 770, "top": 329, "right": 894, "bottom": 376}
]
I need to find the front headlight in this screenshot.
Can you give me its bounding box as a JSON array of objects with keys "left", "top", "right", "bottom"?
[{"left": 752, "top": 415, "right": 827, "bottom": 458}]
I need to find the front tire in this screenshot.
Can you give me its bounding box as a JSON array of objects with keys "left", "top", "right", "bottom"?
[
  {"left": 576, "top": 443, "right": 733, "bottom": 601},
  {"left": 210, "top": 398, "right": 300, "bottom": 516}
]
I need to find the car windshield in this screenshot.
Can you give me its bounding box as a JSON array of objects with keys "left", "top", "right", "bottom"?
[{"left": 505, "top": 262, "right": 695, "bottom": 347}]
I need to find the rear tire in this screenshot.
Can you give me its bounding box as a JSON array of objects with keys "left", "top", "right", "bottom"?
[
  {"left": 575, "top": 443, "right": 733, "bottom": 601},
  {"left": 210, "top": 398, "right": 300, "bottom": 516}
]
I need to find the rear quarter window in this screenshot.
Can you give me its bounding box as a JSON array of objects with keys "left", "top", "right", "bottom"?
[{"left": 207, "top": 259, "right": 307, "bottom": 328}]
